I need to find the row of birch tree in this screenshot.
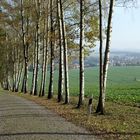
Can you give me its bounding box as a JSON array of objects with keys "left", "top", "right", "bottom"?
[{"left": 0, "top": 0, "right": 135, "bottom": 114}]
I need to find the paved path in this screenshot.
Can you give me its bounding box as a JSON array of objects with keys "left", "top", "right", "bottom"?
[{"left": 0, "top": 91, "right": 96, "bottom": 140}]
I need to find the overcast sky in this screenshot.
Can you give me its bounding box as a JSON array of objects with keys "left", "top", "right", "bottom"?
[{"left": 111, "top": 2, "right": 140, "bottom": 52}]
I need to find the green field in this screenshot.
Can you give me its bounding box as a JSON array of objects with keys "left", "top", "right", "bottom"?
[{"left": 28, "top": 66, "right": 140, "bottom": 106}]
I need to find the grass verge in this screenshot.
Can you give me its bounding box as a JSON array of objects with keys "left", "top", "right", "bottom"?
[{"left": 15, "top": 92, "right": 140, "bottom": 140}]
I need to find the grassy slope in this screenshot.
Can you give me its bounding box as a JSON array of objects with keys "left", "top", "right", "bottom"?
[{"left": 28, "top": 66, "right": 140, "bottom": 106}]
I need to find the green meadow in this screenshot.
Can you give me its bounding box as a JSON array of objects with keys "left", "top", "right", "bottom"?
[{"left": 28, "top": 66, "right": 140, "bottom": 106}]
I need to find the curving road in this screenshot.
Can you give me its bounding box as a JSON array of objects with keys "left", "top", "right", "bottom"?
[{"left": 0, "top": 91, "right": 96, "bottom": 140}]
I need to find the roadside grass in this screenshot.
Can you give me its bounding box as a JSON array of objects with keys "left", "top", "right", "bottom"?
[{"left": 16, "top": 92, "right": 140, "bottom": 140}]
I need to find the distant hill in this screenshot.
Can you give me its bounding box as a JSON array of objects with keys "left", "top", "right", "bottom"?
[
  {"left": 84, "top": 51, "right": 140, "bottom": 67},
  {"left": 69, "top": 51, "right": 140, "bottom": 69},
  {"left": 90, "top": 51, "right": 140, "bottom": 57}
]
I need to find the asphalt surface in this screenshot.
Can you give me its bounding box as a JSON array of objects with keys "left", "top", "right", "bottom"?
[{"left": 0, "top": 91, "right": 96, "bottom": 140}]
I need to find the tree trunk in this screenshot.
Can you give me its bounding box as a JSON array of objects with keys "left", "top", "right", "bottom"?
[
  {"left": 96, "top": 0, "right": 104, "bottom": 114},
  {"left": 15, "top": 46, "right": 20, "bottom": 92},
  {"left": 102, "top": 0, "right": 114, "bottom": 110},
  {"left": 41, "top": 38, "right": 49, "bottom": 97},
  {"left": 20, "top": 0, "right": 28, "bottom": 94},
  {"left": 41, "top": 23, "right": 49, "bottom": 97},
  {"left": 77, "top": 0, "right": 85, "bottom": 108},
  {"left": 30, "top": 38, "right": 36, "bottom": 95},
  {"left": 96, "top": 0, "right": 114, "bottom": 114},
  {"left": 32, "top": 0, "right": 41, "bottom": 96},
  {"left": 15, "top": 64, "right": 23, "bottom": 92},
  {"left": 39, "top": 9, "right": 49, "bottom": 97},
  {"left": 39, "top": 0, "right": 49, "bottom": 97},
  {"left": 5, "top": 73, "right": 9, "bottom": 90},
  {"left": 59, "top": 0, "right": 70, "bottom": 104},
  {"left": 5, "top": 33, "right": 9, "bottom": 91},
  {"left": 39, "top": 19, "right": 46, "bottom": 97},
  {"left": 48, "top": 0, "right": 55, "bottom": 99},
  {"left": 32, "top": 25, "right": 39, "bottom": 96},
  {"left": 57, "top": 0, "right": 64, "bottom": 102},
  {"left": 12, "top": 45, "right": 16, "bottom": 92}
]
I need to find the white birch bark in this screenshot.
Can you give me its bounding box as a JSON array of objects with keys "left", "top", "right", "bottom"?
[
  {"left": 77, "top": 0, "right": 85, "bottom": 108},
  {"left": 32, "top": 0, "right": 41, "bottom": 96},
  {"left": 102, "top": 0, "right": 114, "bottom": 110},
  {"left": 48, "top": 0, "right": 55, "bottom": 99},
  {"left": 96, "top": 0, "right": 104, "bottom": 114},
  {"left": 59, "top": 0, "right": 70, "bottom": 104},
  {"left": 57, "top": 0, "right": 64, "bottom": 102}
]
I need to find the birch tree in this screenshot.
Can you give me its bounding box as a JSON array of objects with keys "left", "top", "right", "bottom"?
[
  {"left": 57, "top": 0, "right": 64, "bottom": 102},
  {"left": 77, "top": 0, "right": 85, "bottom": 108},
  {"left": 96, "top": 0, "right": 104, "bottom": 114},
  {"left": 32, "top": 0, "right": 41, "bottom": 96},
  {"left": 20, "top": 0, "right": 28, "bottom": 94},
  {"left": 48, "top": 0, "right": 55, "bottom": 99},
  {"left": 96, "top": 0, "right": 115, "bottom": 114},
  {"left": 39, "top": 1, "right": 49, "bottom": 97}
]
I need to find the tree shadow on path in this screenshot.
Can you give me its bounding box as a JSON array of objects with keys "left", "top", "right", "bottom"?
[{"left": 0, "top": 132, "right": 139, "bottom": 137}]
